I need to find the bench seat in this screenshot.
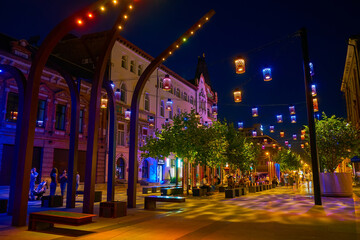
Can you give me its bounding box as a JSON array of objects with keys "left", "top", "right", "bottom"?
[
  {"left": 76, "top": 191, "right": 102, "bottom": 202},
  {"left": 28, "top": 210, "right": 96, "bottom": 231},
  {"left": 144, "top": 196, "right": 185, "bottom": 209}
]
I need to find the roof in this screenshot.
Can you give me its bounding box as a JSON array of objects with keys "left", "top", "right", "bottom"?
[{"left": 194, "top": 54, "right": 214, "bottom": 90}]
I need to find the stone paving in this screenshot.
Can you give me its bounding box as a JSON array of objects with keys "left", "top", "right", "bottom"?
[{"left": 0, "top": 184, "right": 360, "bottom": 239}]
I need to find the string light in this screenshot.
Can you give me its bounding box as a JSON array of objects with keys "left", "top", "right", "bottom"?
[
  {"left": 124, "top": 15, "right": 128, "bottom": 19},
  {"left": 100, "top": 6, "right": 106, "bottom": 11},
  {"left": 77, "top": 19, "right": 83, "bottom": 25},
  {"left": 191, "top": 31, "right": 194, "bottom": 35},
  {"left": 88, "top": 13, "right": 93, "bottom": 18},
  {"left": 113, "top": 0, "right": 118, "bottom": 4},
  {"left": 198, "top": 24, "right": 201, "bottom": 28},
  {"left": 129, "top": 5, "right": 133, "bottom": 9},
  {"left": 118, "top": 25, "right": 122, "bottom": 30}
]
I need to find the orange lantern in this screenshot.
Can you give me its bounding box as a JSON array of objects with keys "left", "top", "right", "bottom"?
[
  {"left": 270, "top": 125, "right": 274, "bottom": 133},
  {"left": 301, "top": 129, "right": 306, "bottom": 135},
  {"left": 233, "top": 89, "right": 242, "bottom": 103},
  {"left": 313, "top": 98, "right": 319, "bottom": 112},
  {"left": 101, "top": 96, "right": 108, "bottom": 108},
  {"left": 301, "top": 134, "right": 305, "bottom": 140},
  {"left": 301, "top": 144, "right": 305, "bottom": 149},
  {"left": 272, "top": 144, "right": 276, "bottom": 149},
  {"left": 280, "top": 130, "right": 284, "bottom": 138},
  {"left": 235, "top": 57, "right": 245, "bottom": 74}
]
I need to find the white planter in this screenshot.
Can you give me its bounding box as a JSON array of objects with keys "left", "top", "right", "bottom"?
[{"left": 320, "top": 173, "right": 353, "bottom": 197}]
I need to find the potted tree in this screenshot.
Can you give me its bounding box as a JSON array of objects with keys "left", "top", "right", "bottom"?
[{"left": 305, "top": 114, "right": 359, "bottom": 197}]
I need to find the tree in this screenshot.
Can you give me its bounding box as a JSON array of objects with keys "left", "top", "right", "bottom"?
[
  {"left": 304, "top": 113, "right": 359, "bottom": 172},
  {"left": 274, "top": 149, "right": 301, "bottom": 171}
]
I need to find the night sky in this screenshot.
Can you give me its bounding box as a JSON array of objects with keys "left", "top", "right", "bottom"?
[{"left": 1, "top": 0, "right": 359, "bottom": 150}]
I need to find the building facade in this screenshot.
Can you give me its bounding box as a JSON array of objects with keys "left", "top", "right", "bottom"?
[
  {"left": 0, "top": 32, "right": 218, "bottom": 185},
  {"left": 341, "top": 36, "right": 360, "bottom": 129}
]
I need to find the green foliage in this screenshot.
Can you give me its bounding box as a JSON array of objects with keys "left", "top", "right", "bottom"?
[
  {"left": 274, "top": 149, "right": 301, "bottom": 171},
  {"left": 304, "top": 113, "right": 359, "bottom": 172}
]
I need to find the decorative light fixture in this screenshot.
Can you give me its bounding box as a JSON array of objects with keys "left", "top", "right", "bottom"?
[
  {"left": 301, "top": 144, "right": 305, "bottom": 149},
  {"left": 148, "top": 116, "right": 154, "bottom": 127},
  {"left": 164, "top": 118, "right": 169, "bottom": 126},
  {"left": 125, "top": 109, "right": 131, "bottom": 120},
  {"left": 233, "top": 88, "right": 242, "bottom": 103},
  {"left": 288, "top": 144, "right": 291, "bottom": 149},
  {"left": 291, "top": 115, "right": 297, "bottom": 123},
  {"left": 278, "top": 146, "right": 282, "bottom": 151},
  {"left": 313, "top": 98, "right": 319, "bottom": 112},
  {"left": 309, "top": 62, "right": 314, "bottom": 76},
  {"left": 301, "top": 129, "right": 306, "bottom": 135},
  {"left": 264, "top": 138, "right": 268, "bottom": 143},
  {"left": 166, "top": 98, "right": 173, "bottom": 111},
  {"left": 285, "top": 141, "right": 289, "bottom": 146},
  {"left": 204, "top": 121, "right": 209, "bottom": 127},
  {"left": 100, "top": 96, "right": 108, "bottom": 108},
  {"left": 311, "top": 84, "right": 317, "bottom": 97},
  {"left": 289, "top": 105, "right": 296, "bottom": 115},
  {"left": 272, "top": 144, "right": 276, "bottom": 149},
  {"left": 262, "top": 68, "right": 272, "bottom": 81},
  {"left": 162, "top": 74, "right": 171, "bottom": 91},
  {"left": 235, "top": 57, "right": 245, "bottom": 74},
  {"left": 301, "top": 134, "right": 305, "bottom": 140},
  {"left": 293, "top": 134, "right": 297, "bottom": 140},
  {"left": 252, "top": 130, "right": 257, "bottom": 137},
  {"left": 238, "top": 121, "right": 243, "bottom": 130},
  {"left": 110, "top": 80, "right": 115, "bottom": 89},
  {"left": 195, "top": 112, "right": 200, "bottom": 119},
  {"left": 212, "top": 104, "right": 218, "bottom": 115},
  {"left": 280, "top": 130, "right": 284, "bottom": 138},
  {"left": 252, "top": 107, "right": 258, "bottom": 117},
  {"left": 115, "top": 88, "right": 121, "bottom": 101},
  {"left": 270, "top": 125, "right": 275, "bottom": 133},
  {"left": 277, "top": 114, "right": 283, "bottom": 123}
]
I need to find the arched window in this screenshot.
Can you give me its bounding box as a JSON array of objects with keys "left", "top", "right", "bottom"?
[
  {"left": 116, "top": 157, "right": 125, "bottom": 179},
  {"left": 142, "top": 159, "right": 149, "bottom": 178},
  {"left": 144, "top": 93, "right": 150, "bottom": 111},
  {"left": 160, "top": 100, "right": 164, "bottom": 117},
  {"left": 130, "top": 60, "right": 136, "bottom": 73},
  {"left": 121, "top": 56, "right": 128, "bottom": 69},
  {"left": 183, "top": 92, "right": 188, "bottom": 101},
  {"left": 190, "top": 96, "right": 194, "bottom": 105},
  {"left": 176, "top": 88, "right": 180, "bottom": 98},
  {"left": 120, "top": 84, "right": 126, "bottom": 103}
]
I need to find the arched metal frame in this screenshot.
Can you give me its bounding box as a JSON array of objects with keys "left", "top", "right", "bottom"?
[
  {"left": 0, "top": 65, "right": 26, "bottom": 216},
  {"left": 10, "top": 0, "right": 133, "bottom": 226},
  {"left": 127, "top": 10, "right": 216, "bottom": 208}
]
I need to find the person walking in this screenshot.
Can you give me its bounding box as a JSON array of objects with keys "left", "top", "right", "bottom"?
[
  {"left": 29, "top": 168, "right": 38, "bottom": 200},
  {"left": 59, "top": 169, "right": 68, "bottom": 197},
  {"left": 50, "top": 168, "right": 58, "bottom": 196},
  {"left": 76, "top": 172, "right": 80, "bottom": 192}
]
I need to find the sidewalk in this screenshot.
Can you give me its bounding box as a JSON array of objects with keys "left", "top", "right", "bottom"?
[{"left": 0, "top": 184, "right": 360, "bottom": 239}]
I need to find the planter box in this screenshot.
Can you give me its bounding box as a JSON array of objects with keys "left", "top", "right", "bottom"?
[
  {"left": 41, "top": 195, "right": 63, "bottom": 207},
  {"left": 320, "top": 173, "right": 353, "bottom": 197},
  {"left": 99, "top": 201, "right": 127, "bottom": 218}
]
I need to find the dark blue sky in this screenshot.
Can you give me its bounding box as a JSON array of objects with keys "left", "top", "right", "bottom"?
[{"left": 1, "top": 0, "right": 359, "bottom": 149}]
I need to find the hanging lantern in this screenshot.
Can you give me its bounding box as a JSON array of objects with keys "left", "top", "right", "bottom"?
[
  {"left": 280, "top": 130, "right": 284, "bottom": 138},
  {"left": 11, "top": 111, "right": 18, "bottom": 120},
  {"left": 262, "top": 68, "right": 272, "bottom": 81},
  {"left": 311, "top": 84, "right": 317, "bottom": 97},
  {"left": 301, "top": 134, "right": 305, "bottom": 140},
  {"left": 204, "top": 121, "right": 209, "bottom": 127},
  {"left": 252, "top": 107, "right": 258, "bottom": 117},
  {"left": 278, "top": 146, "right": 282, "bottom": 151},
  {"left": 163, "top": 74, "right": 172, "bottom": 91},
  {"left": 272, "top": 144, "right": 276, "bottom": 149},
  {"left": 313, "top": 98, "right": 319, "bottom": 112},
  {"left": 110, "top": 80, "right": 115, "bottom": 89},
  {"left": 233, "top": 88, "right": 242, "bottom": 103},
  {"left": 270, "top": 125, "right": 275, "bottom": 133},
  {"left": 301, "top": 144, "right": 305, "bottom": 149},
  {"left": 252, "top": 130, "right": 257, "bottom": 137},
  {"left": 289, "top": 105, "right": 296, "bottom": 115},
  {"left": 277, "top": 114, "right": 283, "bottom": 123},
  {"left": 293, "top": 134, "right": 297, "bottom": 140},
  {"left": 238, "top": 121, "right": 244, "bottom": 130},
  {"left": 195, "top": 112, "right": 200, "bottom": 119},
  {"left": 164, "top": 118, "right": 169, "bottom": 126},
  {"left": 166, "top": 98, "right": 173, "bottom": 111},
  {"left": 262, "top": 145, "right": 265, "bottom": 150},
  {"left": 235, "top": 57, "right": 245, "bottom": 74},
  {"left": 101, "top": 96, "right": 108, "bottom": 108},
  {"left": 285, "top": 141, "right": 289, "bottom": 146},
  {"left": 264, "top": 138, "right": 268, "bottom": 143},
  {"left": 301, "top": 129, "right": 306, "bottom": 135},
  {"left": 125, "top": 109, "right": 131, "bottom": 120},
  {"left": 305, "top": 142, "right": 309, "bottom": 146},
  {"left": 197, "top": 122, "right": 203, "bottom": 128},
  {"left": 212, "top": 104, "right": 218, "bottom": 115},
  {"left": 309, "top": 62, "right": 314, "bottom": 76},
  {"left": 148, "top": 116, "right": 155, "bottom": 127},
  {"left": 115, "top": 88, "right": 121, "bottom": 101},
  {"left": 288, "top": 144, "right": 291, "bottom": 149},
  {"left": 291, "top": 115, "right": 297, "bottom": 123}
]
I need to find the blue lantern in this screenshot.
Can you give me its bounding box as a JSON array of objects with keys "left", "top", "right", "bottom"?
[
  {"left": 262, "top": 68, "right": 272, "bottom": 81},
  {"left": 277, "top": 114, "right": 283, "bottom": 123},
  {"left": 309, "top": 62, "right": 314, "bottom": 76},
  {"left": 238, "top": 121, "right": 244, "bottom": 130},
  {"left": 291, "top": 115, "right": 296, "bottom": 123}
]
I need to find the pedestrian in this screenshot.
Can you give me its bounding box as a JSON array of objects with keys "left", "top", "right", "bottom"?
[
  {"left": 284, "top": 172, "right": 289, "bottom": 187},
  {"left": 76, "top": 172, "right": 80, "bottom": 192},
  {"left": 29, "top": 168, "right": 38, "bottom": 200},
  {"left": 34, "top": 179, "right": 47, "bottom": 200},
  {"left": 60, "top": 169, "right": 68, "bottom": 197},
  {"left": 50, "top": 168, "right": 58, "bottom": 196}
]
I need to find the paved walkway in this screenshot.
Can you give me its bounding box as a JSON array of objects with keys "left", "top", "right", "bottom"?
[{"left": 0, "top": 184, "right": 360, "bottom": 240}]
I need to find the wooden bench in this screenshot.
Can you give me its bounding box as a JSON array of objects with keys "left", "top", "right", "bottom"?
[
  {"left": 161, "top": 187, "right": 183, "bottom": 196},
  {"left": 249, "top": 186, "right": 256, "bottom": 193},
  {"left": 225, "top": 189, "right": 235, "bottom": 198},
  {"left": 192, "top": 188, "right": 206, "bottom": 196},
  {"left": 142, "top": 187, "right": 153, "bottom": 194},
  {"left": 28, "top": 210, "right": 96, "bottom": 231},
  {"left": 76, "top": 191, "right": 102, "bottom": 202},
  {"left": 144, "top": 196, "right": 185, "bottom": 210},
  {"left": 218, "top": 186, "right": 226, "bottom": 192}
]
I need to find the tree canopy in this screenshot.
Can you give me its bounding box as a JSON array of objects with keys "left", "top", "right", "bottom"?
[{"left": 274, "top": 149, "right": 301, "bottom": 171}]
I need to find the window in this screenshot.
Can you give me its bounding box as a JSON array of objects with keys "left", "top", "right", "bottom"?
[
  {"left": 177, "top": 107, "right": 181, "bottom": 115},
  {"left": 144, "top": 93, "right": 150, "bottom": 111},
  {"left": 121, "top": 55, "right": 128, "bottom": 69},
  {"left": 176, "top": 88, "right": 180, "bottom": 98},
  {"left": 183, "top": 92, "right": 188, "bottom": 101},
  {"left": 160, "top": 100, "right": 164, "bottom": 117},
  {"left": 55, "top": 104, "right": 66, "bottom": 130},
  {"left": 190, "top": 96, "right": 194, "bottom": 105},
  {"left": 159, "top": 79, "right": 163, "bottom": 89},
  {"left": 36, "top": 99, "right": 46, "bottom": 127},
  {"left": 116, "top": 157, "right": 125, "bottom": 179},
  {"left": 138, "top": 65, "right": 143, "bottom": 76},
  {"left": 130, "top": 60, "right": 135, "bottom": 73},
  {"left": 5, "top": 92, "right": 19, "bottom": 122},
  {"left": 79, "top": 109, "right": 84, "bottom": 133},
  {"left": 120, "top": 84, "right": 126, "bottom": 103},
  {"left": 117, "top": 123, "right": 125, "bottom": 146},
  {"left": 169, "top": 109, "right": 173, "bottom": 119},
  {"left": 142, "top": 159, "right": 149, "bottom": 178}
]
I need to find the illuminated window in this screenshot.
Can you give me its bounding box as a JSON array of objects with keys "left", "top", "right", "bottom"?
[
  {"left": 36, "top": 99, "right": 46, "bottom": 127},
  {"left": 5, "top": 92, "right": 18, "bottom": 122}
]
